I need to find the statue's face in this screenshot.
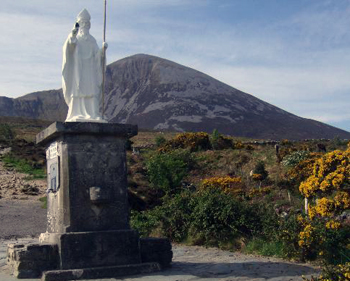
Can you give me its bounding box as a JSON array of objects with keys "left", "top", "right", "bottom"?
[{"left": 78, "top": 20, "right": 91, "bottom": 31}]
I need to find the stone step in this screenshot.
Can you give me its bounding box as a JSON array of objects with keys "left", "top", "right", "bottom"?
[{"left": 41, "top": 262, "right": 161, "bottom": 281}]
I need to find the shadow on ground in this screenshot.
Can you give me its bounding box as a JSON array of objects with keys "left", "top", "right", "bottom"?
[{"left": 165, "top": 260, "right": 319, "bottom": 279}]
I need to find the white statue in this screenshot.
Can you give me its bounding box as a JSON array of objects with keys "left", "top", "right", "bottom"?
[{"left": 62, "top": 9, "right": 108, "bottom": 122}]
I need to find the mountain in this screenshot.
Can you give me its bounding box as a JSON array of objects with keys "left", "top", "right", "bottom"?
[
  {"left": 1, "top": 54, "right": 349, "bottom": 140},
  {"left": 0, "top": 90, "right": 67, "bottom": 121}
]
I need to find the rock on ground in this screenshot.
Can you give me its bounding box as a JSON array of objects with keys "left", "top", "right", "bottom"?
[{"left": 0, "top": 159, "right": 46, "bottom": 201}]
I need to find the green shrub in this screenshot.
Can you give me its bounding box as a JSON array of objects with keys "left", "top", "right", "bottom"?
[
  {"left": 146, "top": 149, "right": 194, "bottom": 194},
  {"left": 130, "top": 209, "right": 162, "bottom": 237},
  {"left": 189, "top": 188, "right": 243, "bottom": 246},
  {"left": 210, "top": 129, "right": 233, "bottom": 150},
  {"left": 187, "top": 189, "right": 278, "bottom": 246},
  {"left": 155, "top": 135, "right": 166, "bottom": 147},
  {"left": 0, "top": 124, "right": 15, "bottom": 142},
  {"left": 131, "top": 190, "right": 194, "bottom": 241},
  {"left": 282, "top": 150, "right": 310, "bottom": 167},
  {"left": 275, "top": 214, "right": 304, "bottom": 259},
  {"left": 156, "top": 190, "right": 194, "bottom": 241},
  {"left": 253, "top": 160, "right": 269, "bottom": 181}
]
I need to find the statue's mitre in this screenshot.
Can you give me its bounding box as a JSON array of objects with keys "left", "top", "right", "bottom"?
[{"left": 77, "top": 9, "right": 91, "bottom": 21}]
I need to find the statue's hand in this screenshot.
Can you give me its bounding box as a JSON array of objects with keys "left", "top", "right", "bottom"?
[
  {"left": 71, "top": 26, "right": 78, "bottom": 37},
  {"left": 103, "top": 42, "right": 108, "bottom": 49}
]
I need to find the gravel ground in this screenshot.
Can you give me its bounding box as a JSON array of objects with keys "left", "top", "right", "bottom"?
[{"left": 0, "top": 200, "right": 46, "bottom": 239}]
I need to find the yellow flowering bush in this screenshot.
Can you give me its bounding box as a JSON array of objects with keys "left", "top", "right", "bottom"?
[
  {"left": 233, "top": 141, "right": 244, "bottom": 149},
  {"left": 298, "top": 223, "right": 314, "bottom": 248},
  {"left": 288, "top": 153, "right": 323, "bottom": 185},
  {"left": 325, "top": 220, "right": 341, "bottom": 230},
  {"left": 297, "top": 145, "right": 350, "bottom": 265},
  {"left": 247, "top": 187, "right": 271, "bottom": 198},
  {"left": 158, "top": 132, "right": 211, "bottom": 152},
  {"left": 302, "top": 262, "right": 350, "bottom": 281},
  {"left": 300, "top": 149, "right": 350, "bottom": 198},
  {"left": 315, "top": 198, "right": 335, "bottom": 217},
  {"left": 252, "top": 173, "right": 264, "bottom": 181},
  {"left": 201, "top": 176, "right": 245, "bottom": 196}
]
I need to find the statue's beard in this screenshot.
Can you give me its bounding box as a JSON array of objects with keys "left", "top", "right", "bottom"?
[{"left": 78, "top": 28, "right": 90, "bottom": 39}]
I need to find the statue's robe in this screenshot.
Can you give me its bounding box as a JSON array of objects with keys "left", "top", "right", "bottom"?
[{"left": 62, "top": 33, "right": 104, "bottom": 122}]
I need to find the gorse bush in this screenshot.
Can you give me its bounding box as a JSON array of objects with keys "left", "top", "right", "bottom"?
[
  {"left": 201, "top": 176, "right": 245, "bottom": 196},
  {"left": 297, "top": 145, "right": 350, "bottom": 264},
  {"left": 299, "top": 147, "right": 350, "bottom": 199},
  {"left": 302, "top": 262, "right": 350, "bottom": 281},
  {"left": 210, "top": 129, "right": 233, "bottom": 150},
  {"left": 158, "top": 132, "right": 211, "bottom": 152},
  {"left": 287, "top": 153, "right": 323, "bottom": 185}
]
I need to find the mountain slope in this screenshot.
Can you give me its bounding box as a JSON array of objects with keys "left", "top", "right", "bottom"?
[
  {"left": 104, "top": 54, "right": 350, "bottom": 139},
  {"left": 0, "top": 89, "right": 67, "bottom": 121},
  {"left": 0, "top": 54, "right": 349, "bottom": 140}
]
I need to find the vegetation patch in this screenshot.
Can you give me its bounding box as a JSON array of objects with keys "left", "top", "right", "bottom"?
[{"left": 1, "top": 153, "right": 46, "bottom": 179}]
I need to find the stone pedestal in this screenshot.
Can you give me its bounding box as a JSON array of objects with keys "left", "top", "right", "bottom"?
[{"left": 7, "top": 122, "right": 172, "bottom": 280}]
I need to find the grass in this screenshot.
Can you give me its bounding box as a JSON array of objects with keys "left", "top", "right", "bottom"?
[
  {"left": 1, "top": 154, "right": 46, "bottom": 179},
  {"left": 243, "top": 238, "right": 285, "bottom": 258},
  {"left": 39, "top": 196, "right": 47, "bottom": 209},
  {"left": 0, "top": 117, "right": 51, "bottom": 142}
]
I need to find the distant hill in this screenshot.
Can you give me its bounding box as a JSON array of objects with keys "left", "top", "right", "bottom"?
[{"left": 1, "top": 54, "right": 349, "bottom": 140}]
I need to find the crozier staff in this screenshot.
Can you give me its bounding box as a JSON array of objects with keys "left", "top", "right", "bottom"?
[{"left": 62, "top": 8, "right": 108, "bottom": 122}]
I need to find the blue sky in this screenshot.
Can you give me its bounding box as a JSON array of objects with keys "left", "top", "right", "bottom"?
[{"left": 0, "top": 0, "right": 349, "bottom": 132}]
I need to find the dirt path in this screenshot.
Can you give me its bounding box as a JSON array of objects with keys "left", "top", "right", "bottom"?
[{"left": 0, "top": 200, "right": 46, "bottom": 239}]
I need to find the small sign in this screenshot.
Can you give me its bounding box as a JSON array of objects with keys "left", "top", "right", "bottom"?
[
  {"left": 47, "top": 142, "right": 58, "bottom": 160},
  {"left": 47, "top": 156, "right": 60, "bottom": 193}
]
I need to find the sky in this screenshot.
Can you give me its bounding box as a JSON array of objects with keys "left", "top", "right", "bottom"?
[{"left": 0, "top": 0, "right": 349, "bottom": 132}]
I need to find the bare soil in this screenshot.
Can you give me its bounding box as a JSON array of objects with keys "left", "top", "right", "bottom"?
[
  {"left": 0, "top": 151, "right": 47, "bottom": 239},
  {"left": 0, "top": 161, "right": 46, "bottom": 201}
]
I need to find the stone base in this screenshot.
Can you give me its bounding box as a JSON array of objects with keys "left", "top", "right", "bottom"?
[
  {"left": 41, "top": 262, "right": 161, "bottom": 281},
  {"left": 41, "top": 230, "right": 142, "bottom": 270},
  {"left": 7, "top": 236, "right": 172, "bottom": 279},
  {"left": 7, "top": 243, "right": 58, "bottom": 278},
  {"left": 65, "top": 118, "right": 108, "bottom": 123}
]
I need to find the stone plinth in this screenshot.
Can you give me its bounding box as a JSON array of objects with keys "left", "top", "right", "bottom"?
[
  {"left": 37, "top": 122, "right": 138, "bottom": 235},
  {"left": 7, "top": 122, "right": 172, "bottom": 280}
]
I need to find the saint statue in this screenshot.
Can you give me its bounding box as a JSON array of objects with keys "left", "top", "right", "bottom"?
[{"left": 62, "top": 9, "right": 107, "bottom": 122}]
